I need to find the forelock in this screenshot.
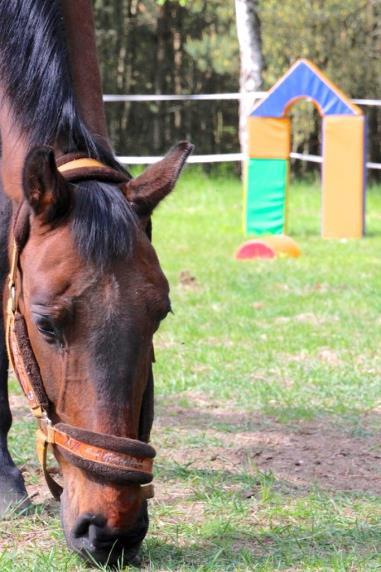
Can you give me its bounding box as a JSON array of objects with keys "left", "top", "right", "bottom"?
[{"left": 71, "top": 181, "right": 137, "bottom": 268}]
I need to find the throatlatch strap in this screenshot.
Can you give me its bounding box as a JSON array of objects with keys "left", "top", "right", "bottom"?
[{"left": 36, "top": 429, "right": 63, "bottom": 501}]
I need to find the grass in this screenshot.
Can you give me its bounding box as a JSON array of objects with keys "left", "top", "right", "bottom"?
[{"left": 2, "top": 167, "right": 381, "bottom": 570}]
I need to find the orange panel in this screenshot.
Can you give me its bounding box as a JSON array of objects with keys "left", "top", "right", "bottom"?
[
  {"left": 248, "top": 117, "right": 291, "bottom": 159},
  {"left": 322, "top": 116, "right": 365, "bottom": 238}
]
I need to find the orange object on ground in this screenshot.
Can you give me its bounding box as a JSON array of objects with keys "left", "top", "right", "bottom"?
[
  {"left": 235, "top": 240, "right": 275, "bottom": 260},
  {"left": 260, "top": 234, "right": 301, "bottom": 257},
  {"left": 235, "top": 235, "right": 301, "bottom": 260}
]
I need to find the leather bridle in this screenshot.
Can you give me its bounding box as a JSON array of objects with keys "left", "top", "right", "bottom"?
[{"left": 5, "top": 158, "right": 155, "bottom": 501}]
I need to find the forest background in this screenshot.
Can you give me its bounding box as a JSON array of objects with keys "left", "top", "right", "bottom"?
[{"left": 94, "top": 0, "right": 381, "bottom": 178}]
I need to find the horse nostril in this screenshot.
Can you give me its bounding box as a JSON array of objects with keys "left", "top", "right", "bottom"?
[
  {"left": 73, "top": 513, "right": 107, "bottom": 539},
  {"left": 70, "top": 505, "right": 150, "bottom": 563},
  {"left": 69, "top": 512, "right": 147, "bottom": 565}
]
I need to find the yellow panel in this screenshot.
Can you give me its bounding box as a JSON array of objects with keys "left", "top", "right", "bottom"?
[
  {"left": 248, "top": 117, "right": 291, "bottom": 159},
  {"left": 322, "top": 116, "right": 365, "bottom": 238}
]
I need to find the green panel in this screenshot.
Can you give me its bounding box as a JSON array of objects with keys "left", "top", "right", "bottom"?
[{"left": 245, "top": 158, "right": 288, "bottom": 235}]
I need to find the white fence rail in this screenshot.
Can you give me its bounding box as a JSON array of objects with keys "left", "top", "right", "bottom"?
[
  {"left": 116, "top": 153, "right": 244, "bottom": 165},
  {"left": 104, "top": 92, "right": 266, "bottom": 102},
  {"left": 116, "top": 152, "right": 381, "bottom": 170},
  {"left": 105, "top": 92, "right": 381, "bottom": 169},
  {"left": 104, "top": 92, "right": 381, "bottom": 105}
]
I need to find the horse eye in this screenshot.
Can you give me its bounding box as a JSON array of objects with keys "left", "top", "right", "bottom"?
[{"left": 35, "top": 316, "right": 57, "bottom": 340}]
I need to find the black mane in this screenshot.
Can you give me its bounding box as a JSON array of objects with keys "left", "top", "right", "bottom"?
[
  {"left": 71, "top": 181, "right": 137, "bottom": 268},
  {"left": 0, "top": 0, "right": 137, "bottom": 267},
  {"left": 0, "top": 0, "right": 117, "bottom": 165}
]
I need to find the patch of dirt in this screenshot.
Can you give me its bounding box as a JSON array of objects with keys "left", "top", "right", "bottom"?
[
  {"left": 154, "top": 336, "right": 178, "bottom": 350},
  {"left": 9, "top": 394, "right": 27, "bottom": 410},
  {"left": 21, "top": 461, "right": 62, "bottom": 509},
  {"left": 155, "top": 396, "right": 381, "bottom": 496},
  {"left": 317, "top": 348, "right": 342, "bottom": 366},
  {"left": 204, "top": 337, "right": 234, "bottom": 348},
  {"left": 178, "top": 270, "right": 200, "bottom": 290},
  {"left": 24, "top": 470, "right": 61, "bottom": 509},
  {"left": 12, "top": 390, "right": 381, "bottom": 508},
  {"left": 275, "top": 313, "right": 339, "bottom": 326}
]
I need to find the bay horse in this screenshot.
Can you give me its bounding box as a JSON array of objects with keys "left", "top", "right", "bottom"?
[{"left": 0, "top": 0, "right": 192, "bottom": 565}]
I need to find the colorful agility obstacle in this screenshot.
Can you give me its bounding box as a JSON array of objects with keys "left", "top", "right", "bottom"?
[
  {"left": 235, "top": 235, "right": 301, "bottom": 260},
  {"left": 237, "top": 59, "right": 366, "bottom": 260}
]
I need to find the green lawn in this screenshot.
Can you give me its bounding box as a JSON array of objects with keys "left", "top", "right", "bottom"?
[{"left": 2, "top": 168, "right": 381, "bottom": 570}]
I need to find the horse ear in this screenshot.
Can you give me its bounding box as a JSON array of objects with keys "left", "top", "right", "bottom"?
[
  {"left": 122, "top": 141, "right": 193, "bottom": 217},
  {"left": 23, "top": 146, "right": 70, "bottom": 224}
]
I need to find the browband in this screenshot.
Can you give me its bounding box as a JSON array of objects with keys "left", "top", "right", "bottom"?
[
  {"left": 58, "top": 158, "right": 107, "bottom": 173},
  {"left": 12, "top": 158, "right": 130, "bottom": 252},
  {"left": 57, "top": 156, "right": 130, "bottom": 184}
]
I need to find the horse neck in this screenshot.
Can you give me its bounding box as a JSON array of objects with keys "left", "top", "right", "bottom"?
[
  {"left": 0, "top": 1, "right": 108, "bottom": 203},
  {"left": 61, "top": 0, "right": 111, "bottom": 153},
  {"left": 0, "top": 93, "right": 30, "bottom": 203}
]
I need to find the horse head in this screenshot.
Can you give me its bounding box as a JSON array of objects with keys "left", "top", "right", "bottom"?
[{"left": 12, "top": 141, "right": 192, "bottom": 564}]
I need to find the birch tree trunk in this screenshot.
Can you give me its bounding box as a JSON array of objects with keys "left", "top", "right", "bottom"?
[{"left": 234, "top": 0, "right": 263, "bottom": 155}]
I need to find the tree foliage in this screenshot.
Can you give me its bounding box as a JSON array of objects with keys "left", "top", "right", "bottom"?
[
  {"left": 94, "top": 0, "right": 239, "bottom": 157},
  {"left": 94, "top": 0, "right": 381, "bottom": 175},
  {"left": 260, "top": 0, "right": 381, "bottom": 175}
]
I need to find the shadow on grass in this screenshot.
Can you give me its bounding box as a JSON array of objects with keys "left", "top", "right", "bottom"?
[{"left": 155, "top": 401, "right": 381, "bottom": 495}]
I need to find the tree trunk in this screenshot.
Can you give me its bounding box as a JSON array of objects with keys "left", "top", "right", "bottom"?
[{"left": 234, "top": 0, "right": 263, "bottom": 155}]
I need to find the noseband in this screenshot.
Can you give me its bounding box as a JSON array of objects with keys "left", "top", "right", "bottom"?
[{"left": 5, "top": 157, "right": 155, "bottom": 501}]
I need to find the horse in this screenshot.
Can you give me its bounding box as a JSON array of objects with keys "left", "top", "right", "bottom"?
[{"left": 0, "top": 0, "right": 192, "bottom": 565}]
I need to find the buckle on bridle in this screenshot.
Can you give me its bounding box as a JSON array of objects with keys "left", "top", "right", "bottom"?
[
  {"left": 39, "top": 413, "right": 55, "bottom": 444},
  {"left": 6, "top": 285, "right": 16, "bottom": 318},
  {"left": 10, "top": 285, "right": 16, "bottom": 313},
  {"left": 7, "top": 240, "right": 19, "bottom": 313}
]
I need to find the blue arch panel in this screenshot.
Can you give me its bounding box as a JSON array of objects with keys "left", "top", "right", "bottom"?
[{"left": 252, "top": 60, "right": 357, "bottom": 118}]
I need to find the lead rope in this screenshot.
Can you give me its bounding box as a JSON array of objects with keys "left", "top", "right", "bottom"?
[{"left": 36, "top": 427, "right": 63, "bottom": 500}]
